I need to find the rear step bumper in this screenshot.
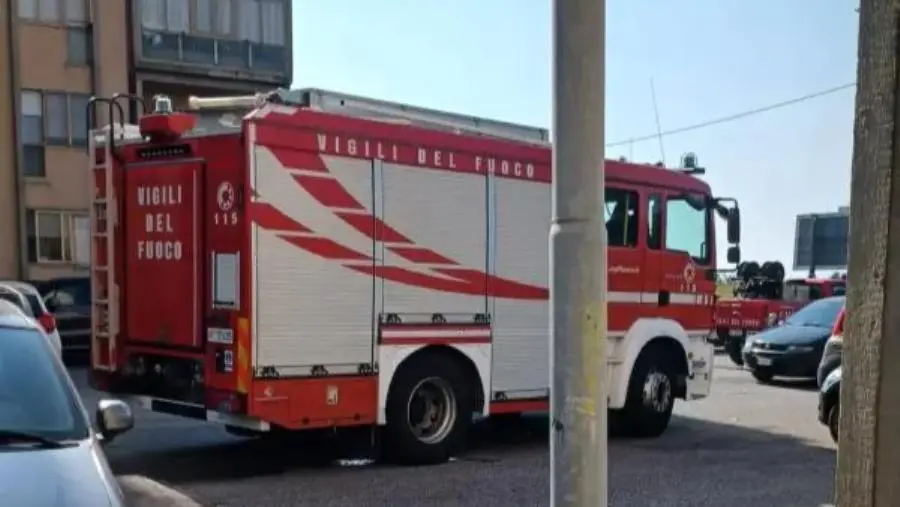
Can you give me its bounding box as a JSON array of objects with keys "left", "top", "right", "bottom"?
[{"left": 126, "top": 395, "right": 270, "bottom": 432}]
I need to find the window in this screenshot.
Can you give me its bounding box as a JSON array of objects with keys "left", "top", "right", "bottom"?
[
  {"left": 647, "top": 194, "right": 661, "bottom": 250},
  {"left": 69, "top": 94, "right": 90, "bottom": 144},
  {"left": 20, "top": 90, "right": 43, "bottom": 145},
  {"left": 141, "top": 0, "right": 166, "bottom": 29},
  {"left": 22, "top": 146, "right": 45, "bottom": 178},
  {"left": 166, "top": 0, "right": 190, "bottom": 32},
  {"left": 18, "top": 0, "right": 38, "bottom": 19},
  {"left": 37, "top": 0, "right": 60, "bottom": 22},
  {"left": 665, "top": 193, "right": 710, "bottom": 264},
  {"left": 0, "top": 326, "right": 90, "bottom": 440},
  {"left": 259, "top": 0, "right": 284, "bottom": 45},
  {"left": 604, "top": 187, "right": 639, "bottom": 248},
  {"left": 64, "top": 0, "right": 88, "bottom": 23},
  {"left": 194, "top": 0, "right": 213, "bottom": 32},
  {"left": 19, "top": 0, "right": 89, "bottom": 23},
  {"left": 21, "top": 91, "right": 90, "bottom": 147},
  {"left": 237, "top": 0, "right": 261, "bottom": 42},
  {"left": 67, "top": 26, "right": 93, "bottom": 66},
  {"left": 784, "top": 297, "right": 845, "bottom": 329},
  {"left": 45, "top": 93, "right": 69, "bottom": 144},
  {"left": 215, "top": 0, "right": 233, "bottom": 35},
  {"left": 26, "top": 210, "right": 88, "bottom": 263}
]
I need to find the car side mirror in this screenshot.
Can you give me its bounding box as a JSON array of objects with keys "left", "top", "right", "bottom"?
[
  {"left": 44, "top": 299, "right": 58, "bottom": 313},
  {"left": 727, "top": 245, "right": 741, "bottom": 264},
  {"left": 727, "top": 208, "right": 741, "bottom": 244},
  {"left": 96, "top": 399, "right": 133, "bottom": 443}
]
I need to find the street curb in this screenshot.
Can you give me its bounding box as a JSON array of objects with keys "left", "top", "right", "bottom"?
[{"left": 117, "top": 475, "right": 204, "bottom": 507}]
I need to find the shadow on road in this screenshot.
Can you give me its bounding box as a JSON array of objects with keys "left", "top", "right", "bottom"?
[{"left": 109, "top": 412, "right": 835, "bottom": 506}]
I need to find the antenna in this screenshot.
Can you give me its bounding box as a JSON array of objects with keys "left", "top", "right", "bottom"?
[{"left": 650, "top": 79, "right": 667, "bottom": 166}]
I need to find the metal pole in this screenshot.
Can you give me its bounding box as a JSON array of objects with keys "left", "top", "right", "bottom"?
[{"left": 550, "top": 0, "right": 607, "bottom": 506}]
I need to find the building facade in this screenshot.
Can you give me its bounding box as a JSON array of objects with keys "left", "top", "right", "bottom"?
[{"left": 0, "top": 0, "right": 292, "bottom": 281}]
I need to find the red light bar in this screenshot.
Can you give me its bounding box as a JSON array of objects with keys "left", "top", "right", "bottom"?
[{"left": 138, "top": 112, "right": 197, "bottom": 141}]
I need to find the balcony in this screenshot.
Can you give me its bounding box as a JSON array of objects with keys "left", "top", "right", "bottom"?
[{"left": 138, "top": 29, "right": 290, "bottom": 85}]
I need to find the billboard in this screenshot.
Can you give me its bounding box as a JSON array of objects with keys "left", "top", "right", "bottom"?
[{"left": 793, "top": 210, "right": 850, "bottom": 271}]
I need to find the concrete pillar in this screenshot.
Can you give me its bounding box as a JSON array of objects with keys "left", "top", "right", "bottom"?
[{"left": 835, "top": 0, "right": 900, "bottom": 505}]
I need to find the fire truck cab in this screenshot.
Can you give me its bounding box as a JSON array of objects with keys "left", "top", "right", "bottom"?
[{"left": 87, "top": 89, "right": 740, "bottom": 465}]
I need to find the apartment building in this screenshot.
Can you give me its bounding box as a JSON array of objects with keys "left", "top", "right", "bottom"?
[{"left": 0, "top": 0, "right": 292, "bottom": 281}]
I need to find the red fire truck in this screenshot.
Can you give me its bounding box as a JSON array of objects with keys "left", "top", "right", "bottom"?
[
  {"left": 714, "top": 261, "right": 846, "bottom": 365},
  {"left": 87, "top": 89, "right": 741, "bottom": 465}
]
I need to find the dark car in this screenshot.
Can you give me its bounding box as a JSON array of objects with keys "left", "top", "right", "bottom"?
[
  {"left": 816, "top": 305, "right": 845, "bottom": 387},
  {"left": 818, "top": 365, "right": 841, "bottom": 443},
  {"left": 741, "top": 295, "right": 845, "bottom": 384},
  {"left": 29, "top": 277, "right": 91, "bottom": 356}
]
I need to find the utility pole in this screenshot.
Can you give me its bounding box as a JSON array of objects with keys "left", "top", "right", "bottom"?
[
  {"left": 835, "top": 0, "right": 900, "bottom": 505},
  {"left": 549, "top": 0, "right": 607, "bottom": 505}
]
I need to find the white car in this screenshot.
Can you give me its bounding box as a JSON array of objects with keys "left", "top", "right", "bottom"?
[
  {"left": 0, "top": 282, "right": 62, "bottom": 357},
  {"left": 0, "top": 310, "right": 133, "bottom": 507}
]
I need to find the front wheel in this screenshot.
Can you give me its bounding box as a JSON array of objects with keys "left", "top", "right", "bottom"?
[
  {"left": 751, "top": 369, "right": 774, "bottom": 384},
  {"left": 828, "top": 403, "right": 840, "bottom": 443},
  {"left": 619, "top": 347, "right": 677, "bottom": 438},
  {"left": 726, "top": 334, "right": 745, "bottom": 366},
  {"left": 383, "top": 355, "right": 471, "bottom": 465}
]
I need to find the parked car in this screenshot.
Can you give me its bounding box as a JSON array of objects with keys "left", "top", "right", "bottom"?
[
  {"left": 30, "top": 277, "right": 91, "bottom": 355},
  {"left": 818, "top": 366, "right": 841, "bottom": 443},
  {"left": 0, "top": 282, "right": 61, "bottom": 356},
  {"left": 0, "top": 310, "right": 134, "bottom": 506},
  {"left": 817, "top": 305, "right": 845, "bottom": 387},
  {"left": 741, "top": 295, "right": 845, "bottom": 383}
]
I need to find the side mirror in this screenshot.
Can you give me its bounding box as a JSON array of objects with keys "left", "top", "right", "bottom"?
[
  {"left": 727, "top": 245, "right": 741, "bottom": 264},
  {"left": 727, "top": 208, "right": 741, "bottom": 244},
  {"left": 44, "top": 299, "right": 58, "bottom": 313},
  {"left": 96, "top": 399, "right": 133, "bottom": 443}
]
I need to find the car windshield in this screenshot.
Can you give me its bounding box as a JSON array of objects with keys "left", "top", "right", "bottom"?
[
  {"left": 785, "top": 297, "right": 845, "bottom": 329},
  {"left": 0, "top": 326, "right": 89, "bottom": 441}
]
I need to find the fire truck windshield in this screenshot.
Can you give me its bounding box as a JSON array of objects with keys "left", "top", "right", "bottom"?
[{"left": 665, "top": 193, "right": 712, "bottom": 265}]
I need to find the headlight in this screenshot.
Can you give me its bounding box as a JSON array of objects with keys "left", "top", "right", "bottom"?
[
  {"left": 788, "top": 345, "right": 815, "bottom": 353},
  {"left": 766, "top": 312, "right": 778, "bottom": 327}
]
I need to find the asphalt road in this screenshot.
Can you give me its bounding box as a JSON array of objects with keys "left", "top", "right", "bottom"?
[{"left": 72, "top": 355, "right": 837, "bottom": 507}]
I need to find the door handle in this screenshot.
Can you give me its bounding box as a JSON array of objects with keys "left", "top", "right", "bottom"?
[{"left": 658, "top": 291, "right": 670, "bottom": 306}]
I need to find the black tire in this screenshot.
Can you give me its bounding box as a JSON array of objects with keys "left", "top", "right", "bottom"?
[
  {"left": 828, "top": 403, "right": 840, "bottom": 443},
  {"left": 726, "top": 335, "right": 745, "bottom": 366},
  {"left": 383, "top": 354, "right": 472, "bottom": 465},
  {"left": 619, "top": 346, "right": 677, "bottom": 438},
  {"left": 224, "top": 425, "right": 263, "bottom": 438},
  {"left": 751, "top": 369, "right": 774, "bottom": 383}
]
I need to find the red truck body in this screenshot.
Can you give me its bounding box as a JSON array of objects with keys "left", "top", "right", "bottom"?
[{"left": 86, "top": 89, "right": 740, "bottom": 463}]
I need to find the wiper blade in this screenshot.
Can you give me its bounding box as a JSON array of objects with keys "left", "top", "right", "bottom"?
[{"left": 0, "top": 429, "right": 65, "bottom": 448}]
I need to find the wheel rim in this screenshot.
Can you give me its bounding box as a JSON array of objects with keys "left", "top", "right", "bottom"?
[
  {"left": 406, "top": 377, "right": 457, "bottom": 444},
  {"left": 641, "top": 369, "right": 672, "bottom": 413}
]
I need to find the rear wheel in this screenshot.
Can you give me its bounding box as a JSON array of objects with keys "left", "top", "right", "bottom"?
[
  {"left": 828, "top": 403, "right": 840, "bottom": 443},
  {"left": 619, "top": 346, "right": 677, "bottom": 438},
  {"left": 383, "top": 354, "right": 472, "bottom": 465}
]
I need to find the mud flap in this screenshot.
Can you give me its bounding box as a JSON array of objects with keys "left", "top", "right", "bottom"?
[{"left": 686, "top": 334, "right": 714, "bottom": 399}]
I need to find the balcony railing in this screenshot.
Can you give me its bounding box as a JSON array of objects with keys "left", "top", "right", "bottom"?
[{"left": 140, "top": 29, "right": 288, "bottom": 76}]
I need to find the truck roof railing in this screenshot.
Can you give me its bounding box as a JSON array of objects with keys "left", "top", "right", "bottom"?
[{"left": 186, "top": 87, "right": 552, "bottom": 147}]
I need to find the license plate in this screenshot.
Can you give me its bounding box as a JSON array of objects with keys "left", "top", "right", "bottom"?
[
  {"left": 756, "top": 357, "right": 773, "bottom": 366},
  {"left": 729, "top": 329, "right": 743, "bottom": 337}
]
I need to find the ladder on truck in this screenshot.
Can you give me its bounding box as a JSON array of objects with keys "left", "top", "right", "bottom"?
[
  {"left": 189, "top": 87, "right": 552, "bottom": 147},
  {"left": 88, "top": 122, "right": 143, "bottom": 372}
]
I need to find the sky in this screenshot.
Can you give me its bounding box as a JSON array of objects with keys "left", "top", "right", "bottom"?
[{"left": 291, "top": 0, "right": 860, "bottom": 275}]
